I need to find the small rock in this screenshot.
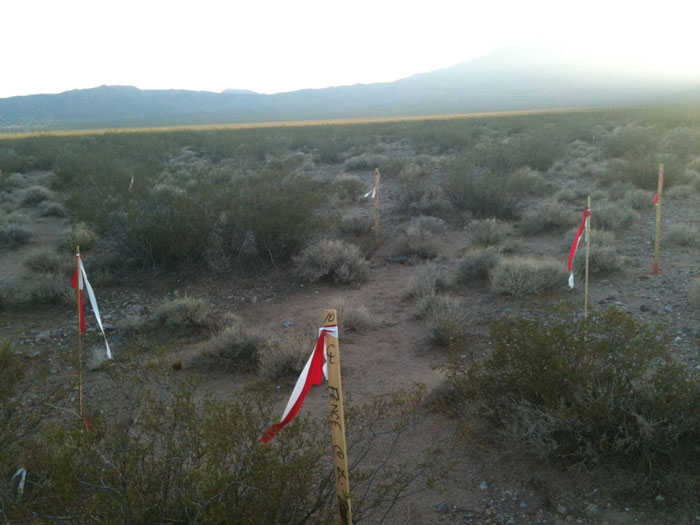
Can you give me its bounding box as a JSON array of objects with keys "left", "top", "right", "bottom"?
[
  {"left": 480, "top": 481, "right": 488, "bottom": 490},
  {"left": 49, "top": 368, "right": 58, "bottom": 374},
  {"left": 584, "top": 488, "right": 597, "bottom": 499},
  {"left": 654, "top": 494, "right": 665, "bottom": 506},
  {"left": 519, "top": 502, "right": 527, "bottom": 508},
  {"left": 585, "top": 503, "right": 600, "bottom": 516},
  {"left": 640, "top": 304, "right": 651, "bottom": 312},
  {"left": 435, "top": 502, "right": 449, "bottom": 514},
  {"left": 557, "top": 505, "right": 567, "bottom": 515}
]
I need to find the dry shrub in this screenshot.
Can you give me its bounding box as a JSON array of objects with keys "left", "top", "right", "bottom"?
[
  {"left": 467, "top": 218, "right": 513, "bottom": 248},
  {"left": 22, "top": 185, "right": 54, "bottom": 205},
  {"left": 455, "top": 248, "right": 500, "bottom": 284},
  {"left": 26, "top": 274, "right": 71, "bottom": 304},
  {"left": 23, "top": 248, "right": 74, "bottom": 275},
  {"left": 591, "top": 201, "right": 640, "bottom": 231},
  {"left": 574, "top": 245, "right": 625, "bottom": 276},
  {"left": 519, "top": 200, "right": 578, "bottom": 234},
  {"left": 621, "top": 187, "right": 655, "bottom": 210},
  {"left": 341, "top": 306, "right": 373, "bottom": 332},
  {"left": 394, "top": 217, "right": 442, "bottom": 259},
  {"left": 117, "top": 314, "right": 147, "bottom": 335},
  {"left": 554, "top": 187, "right": 587, "bottom": 205},
  {"left": 663, "top": 224, "right": 700, "bottom": 248},
  {"left": 62, "top": 222, "right": 99, "bottom": 252},
  {"left": 490, "top": 257, "right": 566, "bottom": 296},
  {"left": 402, "top": 263, "right": 449, "bottom": 300},
  {"left": 2, "top": 172, "right": 27, "bottom": 189},
  {"left": 1, "top": 222, "right": 32, "bottom": 246},
  {"left": 448, "top": 307, "right": 700, "bottom": 478},
  {"left": 295, "top": 239, "right": 368, "bottom": 284},
  {"left": 689, "top": 278, "right": 700, "bottom": 306},
  {"left": 424, "top": 296, "right": 470, "bottom": 347},
  {"left": 0, "top": 276, "right": 20, "bottom": 311},
  {"left": 664, "top": 184, "right": 695, "bottom": 200},
  {"left": 202, "top": 322, "right": 265, "bottom": 363},
  {"left": 338, "top": 216, "right": 372, "bottom": 237},
  {"left": 563, "top": 227, "right": 615, "bottom": 252},
  {"left": 331, "top": 174, "right": 366, "bottom": 201},
  {"left": 38, "top": 200, "right": 68, "bottom": 217},
  {"left": 257, "top": 329, "right": 315, "bottom": 379},
  {"left": 153, "top": 296, "right": 213, "bottom": 331}
]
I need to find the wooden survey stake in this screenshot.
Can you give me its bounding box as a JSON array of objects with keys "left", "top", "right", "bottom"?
[
  {"left": 323, "top": 309, "right": 352, "bottom": 525},
  {"left": 584, "top": 196, "right": 591, "bottom": 318},
  {"left": 653, "top": 164, "right": 664, "bottom": 274},
  {"left": 74, "top": 246, "right": 83, "bottom": 418},
  {"left": 374, "top": 168, "right": 380, "bottom": 249}
]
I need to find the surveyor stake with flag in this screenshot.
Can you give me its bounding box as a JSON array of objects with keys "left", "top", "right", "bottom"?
[
  {"left": 261, "top": 324, "right": 338, "bottom": 442},
  {"left": 71, "top": 253, "right": 113, "bottom": 359},
  {"left": 567, "top": 205, "right": 591, "bottom": 289}
]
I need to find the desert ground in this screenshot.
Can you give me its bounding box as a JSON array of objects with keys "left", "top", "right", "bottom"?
[{"left": 1, "top": 107, "right": 700, "bottom": 523}]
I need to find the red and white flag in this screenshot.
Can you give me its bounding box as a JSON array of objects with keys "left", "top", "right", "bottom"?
[
  {"left": 567, "top": 206, "right": 591, "bottom": 289},
  {"left": 71, "top": 255, "right": 112, "bottom": 359},
  {"left": 652, "top": 171, "right": 664, "bottom": 205},
  {"left": 262, "top": 325, "right": 338, "bottom": 442}
]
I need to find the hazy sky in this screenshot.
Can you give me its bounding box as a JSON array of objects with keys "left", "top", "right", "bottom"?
[{"left": 2, "top": 0, "right": 699, "bottom": 98}]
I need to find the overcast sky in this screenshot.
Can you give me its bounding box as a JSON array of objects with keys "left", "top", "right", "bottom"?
[{"left": 2, "top": 0, "right": 699, "bottom": 99}]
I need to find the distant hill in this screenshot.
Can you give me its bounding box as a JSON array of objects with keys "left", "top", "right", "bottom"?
[{"left": 2, "top": 45, "right": 699, "bottom": 130}]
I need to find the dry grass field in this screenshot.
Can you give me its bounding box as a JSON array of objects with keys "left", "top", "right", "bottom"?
[{"left": 1, "top": 105, "right": 700, "bottom": 523}]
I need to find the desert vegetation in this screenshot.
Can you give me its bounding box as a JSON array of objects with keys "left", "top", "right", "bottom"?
[{"left": 1, "top": 103, "right": 700, "bottom": 522}]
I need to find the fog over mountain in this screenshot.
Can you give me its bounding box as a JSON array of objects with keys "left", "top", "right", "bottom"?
[{"left": 2, "top": 45, "right": 699, "bottom": 130}]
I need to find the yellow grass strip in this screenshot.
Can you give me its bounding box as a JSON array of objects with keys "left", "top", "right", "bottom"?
[{"left": 0, "top": 106, "right": 605, "bottom": 140}]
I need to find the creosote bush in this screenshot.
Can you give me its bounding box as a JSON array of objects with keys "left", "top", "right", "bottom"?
[
  {"left": 455, "top": 248, "right": 500, "bottom": 284},
  {"left": 257, "top": 329, "right": 315, "bottom": 379},
  {"left": 394, "top": 216, "right": 442, "bottom": 259},
  {"left": 424, "top": 296, "right": 470, "bottom": 348},
  {"left": 0, "top": 222, "right": 32, "bottom": 246},
  {"left": 573, "top": 245, "right": 625, "bottom": 276},
  {"left": 340, "top": 305, "right": 373, "bottom": 332},
  {"left": 26, "top": 274, "right": 71, "bottom": 304},
  {"left": 22, "top": 185, "right": 54, "bottom": 205},
  {"left": 490, "top": 257, "right": 566, "bottom": 296},
  {"left": 0, "top": 354, "right": 442, "bottom": 523},
  {"left": 153, "top": 296, "right": 213, "bottom": 331},
  {"left": 331, "top": 174, "right": 366, "bottom": 201},
  {"left": 467, "top": 218, "right": 513, "bottom": 248},
  {"left": 590, "top": 201, "right": 640, "bottom": 231},
  {"left": 37, "top": 200, "right": 67, "bottom": 217},
  {"left": 294, "top": 239, "right": 368, "bottom": 284},
  {"left": 61, "top": 222, "right": 98, "bottom": 252},
  {"left": 0, "top": 277, "right": 20, "bottom": 311},
  {"left": 202, "top": 322, "right": 266, "bottom": 363},
  {"left": 23, "top": 248, "right": 74, "bottom": 275},
  {"left": 519, "top": 200, "right": 578, "bottom": 234},
  {"left": 445, "top": 307, "right": 700, "bottom": 478},
  {"left": 689, "top": 278, "right": 700, "bottom": 307},
  {"left": 402, "top": 263, "right": 450, "bottom": 300},
  {"left": 663, "top": 223, "right": 700, "bottom": 248},
  {"left": 443, "top": 157, "right": 539, "bottom": 220}
]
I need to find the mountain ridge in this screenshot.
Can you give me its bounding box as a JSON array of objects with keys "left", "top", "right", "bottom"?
[{"left": 2, "top": 46, "right": 699, "bottom": 130}]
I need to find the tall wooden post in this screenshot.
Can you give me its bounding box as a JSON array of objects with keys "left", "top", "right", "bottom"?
[
  {"left": 653, "top": 164, "right": 664, "bottom": 274},
  {"left": 74, "top": 246, "right": 83, "bottom": 418},
  {"left": 374, "top": 168, "right": 380, "bottom": 250},
  {"left": 584, "top": 196, "right": 591, "bottom": 318},
  {"left": 323, "top": 309, "right": 352, "bottom": 525}
]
